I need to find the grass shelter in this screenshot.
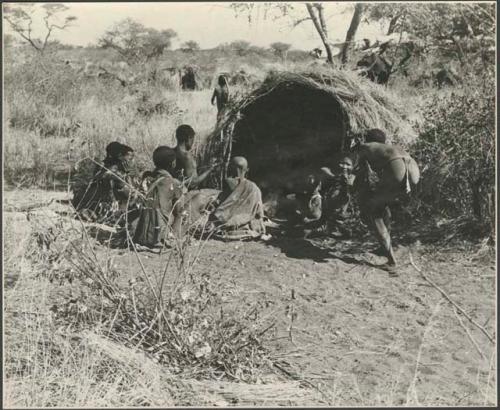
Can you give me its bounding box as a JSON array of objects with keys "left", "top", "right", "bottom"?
[{"left": 201, "top": 67, "right": 416, "bottom": 208}]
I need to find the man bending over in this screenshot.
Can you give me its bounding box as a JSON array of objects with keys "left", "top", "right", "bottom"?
[{"left": 351, "top": 130, "right": 420, "bottom": 272}]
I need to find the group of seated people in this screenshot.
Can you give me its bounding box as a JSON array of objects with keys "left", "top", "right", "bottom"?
[
  {"left": 72, "top": 124, "right": 269, "bottom": 251},
  {"left": 72, "top": 124, "right": 419, "bottom": 270}
]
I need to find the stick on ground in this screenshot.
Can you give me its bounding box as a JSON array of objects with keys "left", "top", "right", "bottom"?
[{"left": 409, "top": 252, "right": 494, "bottom": 344}]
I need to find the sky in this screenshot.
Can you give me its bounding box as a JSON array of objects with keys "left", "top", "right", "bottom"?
[{"left": 3, "top": 2, "right": 387, "bottom": 50}]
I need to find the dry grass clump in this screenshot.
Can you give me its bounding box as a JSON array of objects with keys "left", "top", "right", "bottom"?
[
  {"left": 3, "top": 224, "right": 176, "bottom": 407},
  {"left": 23, "top": 207, "right": 277, "bottom": 383}
]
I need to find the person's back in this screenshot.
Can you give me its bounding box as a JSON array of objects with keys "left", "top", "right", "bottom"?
[
  {"left": 357, "top": 142, "right": 420, "bottom": 188},
  {"left": 350, "top": 130, "right": 421, "bottom": 270},
  {"left": 212, "top": 75, "right": 230, "bottom": 115},
  {"left": 133, "top": 147, "right": 184, "bottom": 249}
]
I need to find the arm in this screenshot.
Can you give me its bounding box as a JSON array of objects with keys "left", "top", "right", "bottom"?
[
  {"left": 181, "top": 153, "right": 215, "bottom": 189},
  {"left": 211, "top": 89, "right": 217, "bottom": 105}
]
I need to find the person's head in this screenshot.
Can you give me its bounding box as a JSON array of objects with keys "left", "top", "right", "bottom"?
[
  {"left": 228, "top": 156, "right": 248, "bottom": 178},
  {"left": 338, "top": 156, "right": 353, "bottom": 169},
  {"left": 105, "top": 141, "right": 123, "bottom": 159},
  {"left": 364, "top": 128, "right": 387, "bottom": 144},
  {"left": 117, "top": 144, "right": 134, "bottom": 172},
  {"left": 338, "top": 156, "right": 354, "bottom": 186},
  {"left": 153, "top": 145, "right": 177, "bottom": 172},
  {"left": 218, "top": 75, "right": 227, "bottom": 87},
  {"left": 175, "top": 124, "right": 196, "bottom": 150},
  {"left": 118, "top": 144, "right": 134, "bottom": 162}
]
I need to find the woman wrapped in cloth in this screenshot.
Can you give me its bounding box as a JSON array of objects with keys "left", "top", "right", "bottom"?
[
  {"left": 205, "top": 156, "right": 272, "bottom": 241},
  {"left": 72, "top": 141, "right": 138, "bottom": 224}
]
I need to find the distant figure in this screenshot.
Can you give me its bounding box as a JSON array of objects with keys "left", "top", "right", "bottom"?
[
  {"left": 356, "top": 53, "right": 393, "bottom": 85},
  {"left": 172, "top": 124, "right": 217, "bottom": 190},
  {"left": 132, "top": 146, "right": 184, "bottom": 249},
  {"left": 435, "top": 68, "right": 458, "bottom": 89},
  {"left": 211, "top": 75, "right": 230, "bottom": 120},
  {"left": 311, "top": 47, "right": 323, "bottom": 59},
  {"left": 351, "top": 136, "right": 420, "bottom": 272},
  {"left": 181, "top": 66, "right": 197, "bottom": 90},
  {"left": 361, "top": 38, "right": 371, "bottom": 50},
  {"left": 208, "top": 156, "right": 268, "bottom": 240}
]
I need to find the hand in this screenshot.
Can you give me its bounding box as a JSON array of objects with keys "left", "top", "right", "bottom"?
[
  {"left": 209, "top": 159, "right": 221, "bottom": 170},
  {"left": 111, "top": 201, "right": 119, "bottom": 213}
]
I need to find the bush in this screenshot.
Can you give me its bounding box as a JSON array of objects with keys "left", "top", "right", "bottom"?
[{"left": 411, "top": 78, "right": 495, "bottom": 233}]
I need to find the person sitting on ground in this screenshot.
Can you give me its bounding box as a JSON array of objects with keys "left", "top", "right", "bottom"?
[
  {"left": 350, "top": 130, "right": 420, "bottom": 273},
  {"left": 72, "top": 141, "right": 137, "bottom": 223},
  {"left": 132, "top": 146, "right": 185, "bottom": 250},
  {"left": 318, "top": 156, "right": 356, "bottom": 237},
  {"left": 207, "top": 156, "right": 269, "bottom": 241},
  {"left": 211, "top": 75, "right": 230, "bottom": 121},
  {"left": 172, "top": 124, "right": 218, "bottom": 190}
]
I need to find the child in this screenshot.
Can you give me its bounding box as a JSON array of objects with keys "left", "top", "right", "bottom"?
[{"left": 132, "top": 146, "right": 184, "bottom": 250}]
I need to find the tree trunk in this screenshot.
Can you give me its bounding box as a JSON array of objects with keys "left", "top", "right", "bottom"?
[
  {"left": 305, "top": 3, "right": 334, "bottom": 64},
  {"left": 341, "top": 3, "right": 363, "bottom": 65}
]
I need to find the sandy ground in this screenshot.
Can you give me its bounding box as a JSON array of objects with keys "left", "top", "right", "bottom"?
[{"left": 3, "top": 189, "right": 497, "bottom": 406}]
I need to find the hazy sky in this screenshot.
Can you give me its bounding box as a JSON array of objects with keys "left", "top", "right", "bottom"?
[{"left": 4, "top": 2, "right": 387, "bottom": 50}]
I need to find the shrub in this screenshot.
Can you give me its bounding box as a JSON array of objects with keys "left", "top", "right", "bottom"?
[{"left": 411, "top": 78, "right": 495, "bottom": 234}]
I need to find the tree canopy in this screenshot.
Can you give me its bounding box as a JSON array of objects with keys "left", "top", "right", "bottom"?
[{"left": 98, "top": 18, "right": 177, "bottom": 63}]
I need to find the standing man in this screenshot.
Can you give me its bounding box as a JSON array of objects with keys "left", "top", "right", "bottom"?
[{"left": 211, "top": 75, "right": 230, "bottom": 121}]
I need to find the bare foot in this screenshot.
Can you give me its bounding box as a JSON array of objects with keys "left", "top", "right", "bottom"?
[{"left": 381, "top": 263, "right": 399, "bottom": 276}]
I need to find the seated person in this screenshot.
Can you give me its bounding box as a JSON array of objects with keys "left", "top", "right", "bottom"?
[
  {"left": 132, "top": 146, "right": 184, "bottom": 250},
  {"left": 72, "top": 141, "right": 136, "bottom": 223},
  {"left": 172, "top": 124, "right": 217, "bottom": 190},
  {"left": 207, "top": 156, "right": 268, "bottom": 240},
  {"left": 319, "top": 156, "right": 356, "bottom": 236}
]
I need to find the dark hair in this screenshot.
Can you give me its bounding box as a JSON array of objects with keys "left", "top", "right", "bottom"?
[
  {"left": 364, "top": 129, "right": 387, "bottom": 143},
  {"left": 153, "top": 145, "right": 176, "bottom": 170},
  {"left": 175, "top": 124, "right": 195, "bottom": 143},
  {"left": 218, "top": 75, "right": 227, "bottom": 87},
  {"left": 105, "top": 141, "right": 123, "bottom": 158}
]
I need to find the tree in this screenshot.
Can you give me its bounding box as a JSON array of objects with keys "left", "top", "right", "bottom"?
[
  {"left": 181, "top": 40, "right": 200, "bottom": 52},
  {"left": 98, "top": 18, "right": 177, "bottom": 63},
  {"left": 229, "top": 40, "right": 251, "bottom": 56},
  {"left": 270, "top": 42, "right": 291, "bottom": 61},
  {"left": 364, "top": 3, "right": 495, "bottom": 66},
  {"left": 340, "top": 3, "right": 363, "bottom": 65},
  {"left": 231, "top": 3, "right": 337, "bottom": 64},
  {"left": 3, "top": 3, "right": 77, "bottom": 54}
]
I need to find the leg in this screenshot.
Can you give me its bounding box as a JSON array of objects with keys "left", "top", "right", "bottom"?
[
  {"left": 383, "top": 206, "right": 391, "bottom": 234},
  {"left": 372, "top": 215, "right": 396, "bottom": 266},
  {"left": 367, "top": 190, "right": 400, "bottom": 266}
]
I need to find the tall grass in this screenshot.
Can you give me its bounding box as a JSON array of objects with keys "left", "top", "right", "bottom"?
[{"left": 4, "top": 52, "right": 219, "bottom": 188}]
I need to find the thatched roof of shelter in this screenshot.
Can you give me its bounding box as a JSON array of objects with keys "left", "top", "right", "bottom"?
[{"left": 201, "top": 67, "right": 416, "bottom": 195}]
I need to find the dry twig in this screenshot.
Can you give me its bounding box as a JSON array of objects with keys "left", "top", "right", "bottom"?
[{"left": 409, "top": 252, "right": 494, "bottom": 343}]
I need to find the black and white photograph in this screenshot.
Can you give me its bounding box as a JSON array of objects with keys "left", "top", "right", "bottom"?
[{"left": 2, "top": 1, "right": 497, "bottom": 407}]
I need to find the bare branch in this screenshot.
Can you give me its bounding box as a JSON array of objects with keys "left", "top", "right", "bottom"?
[
  {"left": 4, "top": 14, "right": 41, "bottom": 51},
  {"left": 291, "top": 16, "right": 312, "bottom": 28}
]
